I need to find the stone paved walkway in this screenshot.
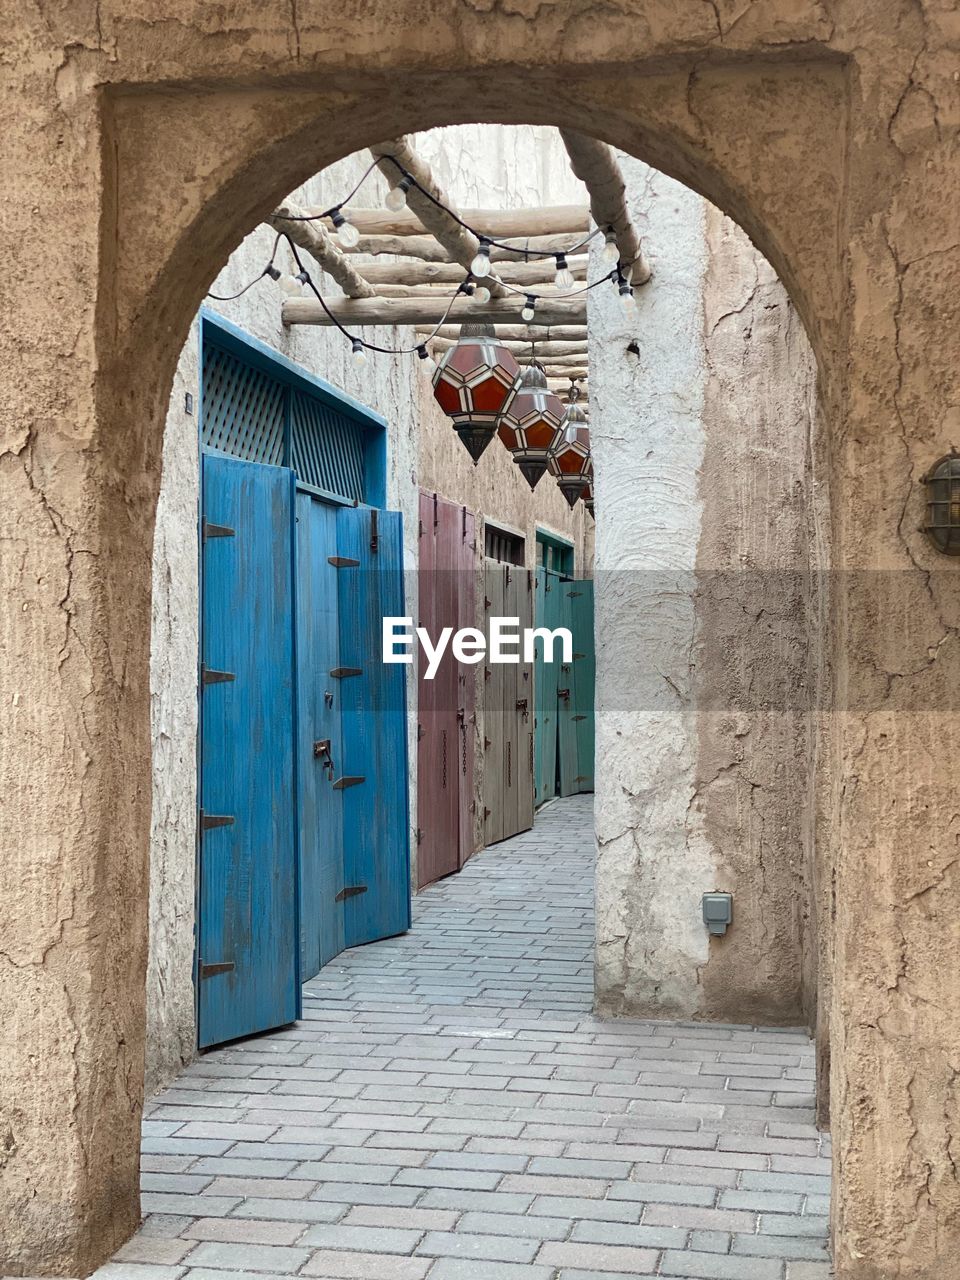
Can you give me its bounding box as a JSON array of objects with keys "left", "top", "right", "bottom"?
[{"left": 102, "top": 794, "right": 830, "bottom": 1280}]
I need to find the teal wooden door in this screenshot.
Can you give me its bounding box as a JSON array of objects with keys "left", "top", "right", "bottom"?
[
  {"left": 336, "top": 506, "right": 412, "bottom": 947},
  {"left": 198, "top": 453, "right": 300, "bottom": 1049},
  {"left": 570, "top": 580, "right": 595, "bottom": 793},
  {"left": 296, "top": 493, "right": 344, "bottom": 979},
  {"left": 534, "top": 572, "right": 595, "bottom": 804}
]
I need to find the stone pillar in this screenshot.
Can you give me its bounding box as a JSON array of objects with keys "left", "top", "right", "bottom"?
[{"left": 0, "top": 70, "right": 152, "bottom": 1276}]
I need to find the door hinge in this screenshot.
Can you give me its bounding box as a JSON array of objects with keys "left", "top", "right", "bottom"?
[
  {"left": 330, "top": 666, "right": 362, "bottom": 678},
  {"left": 202, "top": 519, "right": 235, "bottom": 541},
  {"left": 335, "top": 884, "right": 368, "bottom": 902},
  {"left": 199, "top": 960, "right": 235, "bottom": 979},
  {"left": 328, "top": 556, "right": 360, "bottom": 568},
  {"left": 416, "top": 827, "right": 424, "bottom": 845},
  {"left": 370, "top": 508, "right": 379, "bottom": 553},
  {"left": 574, "top": 652, "right": 586, "bottom": 660},
  {"left": 572, "top": 714, "right": 587, "bottom": 722},
  {"left": 201, "top": 665, "right": 235, "bottom": 685},
  {"left": 332, "top": 775, "right": 365, "bottom": 789},
  {"left": 200, "top": 811, "right": 234, "bottom": 830},
  {"left": 567, "top": 590, "right": 584, "bottom": 597},
  {"left": 417, "top": 722, "right": 425, "bottom": 741}
]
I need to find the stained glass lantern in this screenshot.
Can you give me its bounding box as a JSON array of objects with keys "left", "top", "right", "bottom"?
[
  {"left": 496, "top": 362, "right": 567, "bottom": 490},
  {"left": 580, "top": 457, "right": 595, "bottom": 518},
  {"left": 549, "top": 395, "right": 592, "bottom": 508},
  {"left": 921, "top": 452, "right": 960, "bottom": 554},
  {"left": 432, "top": 323, "right": 522, "bottom": 463}
]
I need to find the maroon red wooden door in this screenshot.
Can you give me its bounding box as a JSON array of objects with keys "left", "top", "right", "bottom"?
[{"left": 417, "top": 492, "right": 477, "bottom": 888}]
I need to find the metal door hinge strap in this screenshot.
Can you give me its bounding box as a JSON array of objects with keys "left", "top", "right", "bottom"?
[
  {"left": 330, "top": 667, "right": 362, "bottom": 678},
  {"left": 328, "top": 556, "right": 360, "bottom": 568},
  {"left": 336, "top": 884, "right": 368, "bottom": 902},
  {"left": 200, "top": 812, "right": 235, "bottom": 830},
  {"left": 202, "top": 666, "right": 235, "bottom": 685},
  {"left": 416, "top": 828, "right": 424, "bottom": 845},
  {"left": 202, "top": 519, "right": 235, "bottom": 540},
  {"left": 200, "top": 961, "right": 235, "bottom": 979},
  {"left": 572, "top": 714, "right": 587, "bottom": 722},
  {"left": 332, "top": 775, "right": 365, "bottom": 789},
  {"left": 370, "top": 508, "right": 379, "bottom": 552},
  {"left": 567, "top": 590, "right": 583, "bottom": 597}
]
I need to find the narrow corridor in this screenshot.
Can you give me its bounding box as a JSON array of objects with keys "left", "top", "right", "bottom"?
[{"left": 105, "top": 796, "right": 830, "bottom": 1280}]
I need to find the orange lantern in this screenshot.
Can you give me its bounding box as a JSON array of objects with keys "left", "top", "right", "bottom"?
[
  {"left": 549, "top": 394, "right": 592, "bottom": 508},
  {"left": 496, "top": 362, "right": 567, "bottom": 490},
  {"left": 432, "top": 323, "right": 522, "bottom": 463}
]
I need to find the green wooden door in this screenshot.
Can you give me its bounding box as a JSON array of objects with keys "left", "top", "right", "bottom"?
[{"left": 534, "top": 572, "right": 595, "bottom": 804}]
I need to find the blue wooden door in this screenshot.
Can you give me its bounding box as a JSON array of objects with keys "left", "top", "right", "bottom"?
[
  {"left": 336, "top": 506, "right": 412, "bottom": 947},
  {"left": 295, "top": 492, "right": 344, "bottom": 979},
  {"left": 198, "top": 453, "right": 300, "bottom": 1049}
]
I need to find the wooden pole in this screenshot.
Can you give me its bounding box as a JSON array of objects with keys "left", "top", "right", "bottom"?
[
  {"left": 427, "top": 337, "right": 589, "bottom": 358},
  {"left": 358, "top": 257, "right": 586, "bottom": 287},
  {"left": 368, "top": 138, "right": 508, "bottom": 299},
  {"left": 558, "top": 130, "right": 651, "bottom": 285},
  {"left": 348, "top": 232, "right": 595, "bottom": 262},
  {"left": 372, "top": 282, "right": 557, "bottom": 298},
  {"left": 417, "top": 324, "right": 588, "bottom": 342},
  {"left": 306, "top": 205, "right": 589, "bottom": 238},
  {"left": 282, "top": 295, "right": 588, "bottom": 327},
  {"left": 269, "top": 201, "right": 375, "bottom": 299}
]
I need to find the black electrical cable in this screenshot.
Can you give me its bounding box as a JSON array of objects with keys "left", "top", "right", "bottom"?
[{"left": 205, "top": 232, "right": 283, "bottom": 301}]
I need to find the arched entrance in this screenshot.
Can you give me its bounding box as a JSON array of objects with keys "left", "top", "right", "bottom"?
[{"left": 3, "top": 11, "right": 959, "bottom": 1279}]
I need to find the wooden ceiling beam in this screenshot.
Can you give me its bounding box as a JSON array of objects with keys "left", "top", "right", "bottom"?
[
  {"left": 348, "top": 232, "right": 595, "bottom": 262},
  {"left": 427, "top": 337, "right": 589, "bottom": 358},
  {"left": 269, "top": 201, "right": 375, "bottom": 299},
  {"left": 558, "top": 129, "right": 651, "bottom": 285},
  {"left": 307, "top": 204, "right": 589, "bottom": 238},
  {"left": 417, "top": 324, "right": 588, "bottom": 342},
  {"left": 282, "top": 295, "right": 588, "bottom": 327},
  {"left": 368, "top": 138, "right": 508, "bottom": 299},
  {"left": 359, "top": 257, "right": 586, "bottom": 287}
]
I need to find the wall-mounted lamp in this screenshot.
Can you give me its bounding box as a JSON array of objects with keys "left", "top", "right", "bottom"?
[{"left": 921, "top": 450, "right": 960, "bottom": 554}]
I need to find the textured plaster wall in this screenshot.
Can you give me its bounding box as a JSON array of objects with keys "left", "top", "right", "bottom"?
[
  {"left": 591, "top": 162, "right": 819, "bottom": 1024},
  {"left": 4, "top": 8, "right": 960, "bottom": 1275},
  {"left": 147, "top": 126, "right": 589, "bottom": 1091}
]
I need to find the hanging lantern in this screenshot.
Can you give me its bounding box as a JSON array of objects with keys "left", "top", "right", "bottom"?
[
  {"left": 432, "top": 323, "right": 522, "bottom": 463},
  {"left": 549, "top": 392, "right": 592, "bottom": 508},
  {"left": 580, "top": 457, "right": 595, "bottom": 518},
  {"left": 496, "top": 362, "right": 567, "bottom": 490}
]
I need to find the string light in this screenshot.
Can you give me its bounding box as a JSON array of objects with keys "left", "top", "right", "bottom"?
[
  {"left": 385, "top": 176, "right": 413, "bottom": 212},
  {"left": 601, "top": 229, "right": 619, "bottom": 264},
  {"left": 351, "top": 337, "right": 367, "bottom": 365},
  {"left": 417, "top": 344, "right": 437, "bottom": 377},
  {"left": 470, "top": 238, "right": 492, "bottom": 278},
  {"left": 554, "top": 253, "right": 574, "bottom": 289},
  {"left": 330, "top": 207, "right": 361, "bottom": 249},
  {"left": 279, "top": 269, "right": 310, "bottom": 295},
  {"left": 521, "top": 294, "right": 537, "bottom": 322},
  {"left": 617, "top": 269, "right": 638, "bottom": 319},
  {"left": 473, "top": 285, "right": 491, "bottom": 304}
]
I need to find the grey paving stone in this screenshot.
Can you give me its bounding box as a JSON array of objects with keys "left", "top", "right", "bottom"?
[{"left": 113, "top": 796, "right": 828, "bottom": 1280}]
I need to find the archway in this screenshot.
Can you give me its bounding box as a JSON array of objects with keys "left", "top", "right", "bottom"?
[{"left": 4, "top": 15, "right": 959, "bottom": 1280}]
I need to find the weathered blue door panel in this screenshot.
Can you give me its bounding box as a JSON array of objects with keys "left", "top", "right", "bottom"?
[
  {"left": 198, "top": 453, "right": 300, "bottom": 1049},
  {"left": 295, "top": 492, "right": 344, "bottom": 979},
  {"left": 335, "top": 506, "right": 412, "bottom": 949}
]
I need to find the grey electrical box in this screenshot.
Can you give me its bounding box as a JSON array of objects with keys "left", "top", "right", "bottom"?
[{"left": 702, "top": 892, "right": 733, "bottom": 936}]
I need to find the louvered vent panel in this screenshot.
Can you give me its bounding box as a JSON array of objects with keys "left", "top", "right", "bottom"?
[
  {"left": 202, "top": 344, "right": 285, "bottom": 465},
  {"left": 290, "top": 391, "right": 366, "bottom": 504}
]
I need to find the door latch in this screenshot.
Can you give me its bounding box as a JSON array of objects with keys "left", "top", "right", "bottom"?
[{"left": 313, "top": 738, "right": 335, "bottom": 778}]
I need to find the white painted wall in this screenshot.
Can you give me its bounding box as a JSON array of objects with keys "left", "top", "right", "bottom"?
[{"left": 590, "top": 167, "right": 716, "bottom": 1016}]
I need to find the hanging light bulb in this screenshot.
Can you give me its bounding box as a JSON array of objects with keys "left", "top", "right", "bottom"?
[
  {"left": 416, "top": 344, "right": 436, "bottom": 377},
  {"left": 473, "top": 285, "right": 492, "bottom": 304},
  {"left": 470, "top": 238, "right": 492, "bottom": 278},
  {"left": 554, "top": 253, "right": 575, "bottom": 289},
  {"left": 601, "top": 228, "right": 619, "bottom": 264},
  {"left": 617, "top": 269, "right": 638, "bottom": 319},
  {"left": 279, "top": 270, "right": 309, "bottom": 295},
  {"left": 385, "top": 176, "right": 412, "bottom": 213},
  {"left": 351, "top": 337, "right": 367, "bottom": 366},
  {"left": 521, "top": 294, "right": 537, "bottom": 323},
  {"left": 330, "top": 207, "right": 361, "bottom": 249}
]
